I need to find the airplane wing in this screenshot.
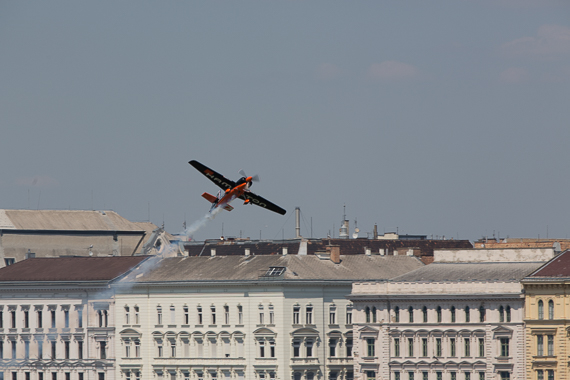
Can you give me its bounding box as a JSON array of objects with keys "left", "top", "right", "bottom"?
[
  {"left": 240, "top": 192, "right": 287, "bottom": 215},
  {"left": 189, "top": 160, "right": 236, "bottom": 190}
]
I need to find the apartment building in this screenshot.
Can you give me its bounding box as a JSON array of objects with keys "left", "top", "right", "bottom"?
[
  {"left": 112, "top": 253, "right": 424, "bottom": 380},
  {"left": 0, "top": 256, "right": 148, "bottom": 380}
]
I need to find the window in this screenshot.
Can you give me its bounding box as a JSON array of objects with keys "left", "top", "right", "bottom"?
[
  {"left": 237, "top": 305, "right": 243, "bottom": 325},
  {"left": 11, "top": 310, "right": 16, "bottom": 329},
  {"left": 436, "top": 338, "right": 442, "bottom": 356},
  {"left": 422, "top": 338, "right": 428, "bottom": 357},
  {"left": 306, "top": 340, "right": 314, "bottom": 357},
  {"left": 346, "top": 305, "right": 353, "bottom": 325},
  {"left": 125, "top": 306, "right": 130, "bottom": 325},
  {"left": 478, "top": 338, "right": 484, "bottom": 357},
  {"left": 394, "top": 307, "right": 400, "bottom": 323},
  {"left": 423, "top": 373, "right": 428, "bottom": 380},
  {"left": 346, "top": 338, "right": 353, "bottom": 357},
  {"left": 64, "top": 341, "right": 69, "bottom": 359},
  {"left": 100, "top": 341, "right": 106, "bottom": 359},
  {"left": 465, "top": 373, "right": 470, "bottom": 380},
  {"left": 329, "top": 338, "right": 337, "bottom": 357},
  {"left": 537, "top": 371, "right": 543, "bottom": 380},
  {"left": 77, "top": 309, "right": 83, "bottom": 328},
  {"left": 500, "top": 338, "right": 509, "bottom": 357},
  {"left": 437, "top": 373, "right": 442, "bottom": 380},
  {"left": 24, "top": 310, "right": 29, "bottom": 328},
  {"left": 451, "top": 306, "right": 456, "bottom": 323},
  {"left": 170, "top": 341, "right": 176, "bottom": 358},
  {"left": 548, "top": 300, "right": 554, "bottom": 320},
  {"left": 269, "top": 341, "right": 275, "bottom": 357},
  {"left": 265, "top": 267, "right": 285, "bottom": 276},
  {"left": 367, "top": 338, "right": 375, "bottom": 357},
  {"left": 408, "top": 307, "right": 414, "bottom": 323},
  {"left": 12, "top": 341, "right": 16, "bottom": 359},
  {"left": 25, "top": 341, "right": 30, "bottom": 359},
  {"left": 78, "top": 341, "right": 83, "bottom": 359},
  {"left": 292, "top": 339, "right": 300, "bottom": 357},
  {"left": 157, "top": 341, "right": 163, "bottom": 358},
  {"left": 365, "top": 307, "right": 371, "bottom": 323},
  {"left": 394, "top": 338, "right": 400, "bottom": 356},
  {"left": 479, "top": 306, "right": 486, "bottom": 322},
  {"left": 547, "top": 371, "right": 553, "bottom": 380},
  {"left": 224, "top": 306, "right": 229, "bottom": 325},
  {"left": 479, "top": 373, "right": 485, "bottom": 380},
  {"left": 372, "top": 307, "right": 377, "bottom": 323},
  {"left": 210, "top": 306, "right": 216, "bottom": 325},
  {"left": 422, "top": 307, "right": 428, "bottom": 323},
  {"left": 37, "top": 340, "right": 42, "bottom": 359},
  {"left": 451, "top": 373, "right": 456, "bottom": 380},
  {"left": 51, "top": 341, "right": 56, "bottom": 359},
  {"left": 306, "top": 306, "right": 313, "bottom": 324},
  {"left": 170, "top": 306, "right": 176, "bottom": 325},
  {"left": 293, "top": 306, "right": 300, "bottom": 324},
  {"left": 184, "top": 306, "right": 189, "bottom": 325},
  {"left": 37, "top": 310, "right": 42, "bottom": 328},
  {"left": 367, "top": 372, "right": 375, "bottom": 380},
  {"left": 134, "top": 306, "right": 139, "bottom": 325},
  {"left": 408, "top": 338, "right": 414, "bottom": 357},
  {"left": 547, "top": 335, "right": 554, "bottom": 356},
  {"left": 538, "top": 300, "right": 544, "bottom": 320},
  {"left": 197, "top": 306, "right": 203, "bottom": 325},
  {"left": 464, "top": 338, "right": 470, "bottom": 357},
  {"left": 329, "top": 306, "right": 336, "bottom": 325},
  {"left": 259, "top": 341, "right": 265, "bottom": 358},
  {"left": 258, "top": 305, "right": 264, "bottom": 325},
  {"left": 157, "top": 306, "right": 162, "bottom": 325},
  {"left": 500, "top": 373, "right": 510, "bottom": 380},
  {"left": 135, "top": 341, "right": 140, "bottom": 357},
  {"left": 450, "top": 338, "right": 456, "bottom": 357},
  {"left": 408, "top": 372, "right": 414, "bottom": 380},
  {"left": 395, "top": 372, "right": 401, "bottom": 380},
  {"left": 437, "top": 306, "right": 442, "bottom": 323},
  {"left": 537, "top": 335, "right": 544, "bottom": 356},
  {"left": 465, "top": 306, "right": 470, "bottom": 323}
]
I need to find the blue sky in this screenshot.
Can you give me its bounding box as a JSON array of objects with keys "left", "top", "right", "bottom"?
[{"left": 1, "top": 1, "right": 569, "bottom": 241}]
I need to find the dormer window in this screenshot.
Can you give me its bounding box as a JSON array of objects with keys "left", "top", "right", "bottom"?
[{"left": 265, "top": 267, "right": 286, "bottom": 276}]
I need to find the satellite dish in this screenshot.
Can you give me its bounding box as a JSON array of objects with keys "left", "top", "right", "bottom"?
[
  {"left": 355, "top": 228, "right": 360, "bottom": 233},
  {"left": 352, "top": 233, "right": 358, "bottom": 239}
]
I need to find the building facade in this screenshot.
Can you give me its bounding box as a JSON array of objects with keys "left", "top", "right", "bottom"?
[
  {"left": 348, "top": 259, "right": 546, "bottom": 380},
  {"left": 522, "top": 250, "right": 570, "bottom": 380},
  {"left": 0, "top": 256, "right": 148, "bottom": 380},
  {"left": 112, "top": 254, "right": 424, "bottom": 380}
]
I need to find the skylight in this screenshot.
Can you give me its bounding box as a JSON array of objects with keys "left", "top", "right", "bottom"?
[{"left": 265, "top": 267, "right": 286, "bottom": 276}]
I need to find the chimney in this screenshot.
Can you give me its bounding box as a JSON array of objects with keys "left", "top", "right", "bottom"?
[
  {"left": 295, "top": 207, "right": 301, "bottom": 238},
  {"left": 282, "top": 247, "right": 288, "bottom": 256},
  {"left": 210, "top": 248, "right": 216, "bottom": 257},
  {"left": 328, "top": 245, "right": 341, "bottom": 264},
  {"left": 373, "top": 224, "right": 378, "bottom": 239},
  {"left": 365, "top": 247, "right": 371, "bottom": 256},
  {"left": 245, "top": 248, "right": 250, "bottom": 256}
]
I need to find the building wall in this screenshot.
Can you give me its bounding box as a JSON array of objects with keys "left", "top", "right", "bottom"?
[
  {"left": 349, "top": 282, "right": 526, "bottom": 380},
  {"left": 0, "top": 287, "right": 117, "bottom": 380},
  {"left": 114, "top": 283, "right": 355, "bottom": 380},
  {"left": 523, "top": 283, "right": 569, "bottom": 380}
]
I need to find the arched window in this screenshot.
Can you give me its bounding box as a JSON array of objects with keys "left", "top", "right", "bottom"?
[
  {"left": 372, "top": 307, "right": 377, "bottom": 323},
  {"left": 499, "top": 306, "right": 504, "bottom": 323},
  {"left": 464, "top": 306, "right": 470, "bottom": 323},
  {"left": 479, "top": 305, "right": 486, "bottom": 322},
  {"left": 548, "top": 300, "right": 554, "bottom": 320},
  {"left": 538, "top": 300, "right": 544, "bottom": 320},
  {"left": 506, "top": 306, "right": 511, "bottom": 322},
  {"left": 408, "top": 307, "right": 414, "bottom": 323},
  {"left": 422, "top": 306, "right": 428, "bottom": 323},
  {"left": 436, "top": 306, "right": 442, "bottom": 323},
  {"left": 450, "top": 306, "right": 456, "bottom": 323},
  {"left": 365, "top": 307, "right": 371, "bottom": 323},
  {"left": 394, "top": 307, "right": 400, "bottom": 323}
]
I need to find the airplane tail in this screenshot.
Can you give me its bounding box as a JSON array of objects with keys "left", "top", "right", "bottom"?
[{"left": 202, "top": 192, "right": 218, "bottom": 203}]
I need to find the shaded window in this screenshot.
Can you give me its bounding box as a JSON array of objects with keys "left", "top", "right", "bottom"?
[
  {"left": 408, "top": 307, "right": 414, "bottom": 323},
  {"left": 499, "top": 306, "right": 504, "bottom": 323},
  {"left": 394, "top": 307, "right": 400, "bottom": 323},
  {"left": 422, "top": 306, "right": 428, "bottom": 323},
  {"left": 548, "top": 300, "right": 554, "bottom": 320},
  {"left": 538, "top": 300, "right": 544, "bottom": 320},
  {"left": 479, "top": 306, "right": 486, "bottom": 322},
  {"left": 506, "top": 306, "right": 511, "bottom": 322},
  {"left": 465, "top": 306, "right": 470, "bottom": 323},
  {"left": 367, "top": 338, "right": 375, "bottom": 357},
  {"left": 437, "top": 306, "right": 442, "bottom": 323},
  {"left": 451, "top": 306, "right": 456, "bottom": 323}
]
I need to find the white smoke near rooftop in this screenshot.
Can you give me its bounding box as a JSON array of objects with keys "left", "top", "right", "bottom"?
[{"left": 181, "top": 207, "right": 223, "bottom": 240}]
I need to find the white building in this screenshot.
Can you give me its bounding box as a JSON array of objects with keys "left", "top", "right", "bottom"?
[
  {"left": 112, "top": 253, "right": 424, "bottom": 380},
  {"left": 0, "top": 256, "right": 148, "bottom": 380},
  {"left": 348, "top": 251, "right": 548, "bottom": 380}
]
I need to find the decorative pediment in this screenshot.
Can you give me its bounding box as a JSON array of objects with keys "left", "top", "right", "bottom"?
[
  {"left": 253, "top": 327, "right": 277, "bottom": 337},
  {"left": 291, "top": 327, "right": 320, "bottom": 337},
  {"left": 492, "top": 325, "right": 513, "bottom": 338}
]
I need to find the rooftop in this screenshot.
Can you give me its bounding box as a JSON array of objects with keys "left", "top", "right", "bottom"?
[
  {"left": 118, "top": 254, "right": 425, "bottom": 284},
  {"left": 0, "top": 256, "right": 149, "bottom": 282},
  {"left": 526, "top": 250, "right": 570, "bottom": 279}
]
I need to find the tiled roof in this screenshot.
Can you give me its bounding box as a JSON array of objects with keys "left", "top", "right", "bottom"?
[
  {"left": 0, "top": 209, "right": 144, "bottom": 232},
  {"left": 119, "top": 254, "right": 424, "bottom": 283},
  {"left": 0, "top": 256, "right": 149, "bottom": 282},
  {"left": 527, "top": 250, "right": 570, "bottom": 278},
  {"left": 390, "top": 261, "right": 545, "bottom": 282}
]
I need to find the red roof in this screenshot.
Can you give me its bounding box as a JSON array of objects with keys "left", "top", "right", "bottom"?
[
  {"left": 529, "top": 250, "right": 570, "bottom": 278},
  {"left": 0, "top": 256, "right": 149, "bottom": 282}
]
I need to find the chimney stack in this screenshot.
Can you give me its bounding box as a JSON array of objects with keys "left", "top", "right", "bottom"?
[
  {"left": 328, "top": 245, "right": 341, "bottom": 264},
  {"left": 295, "top": 207, "right": 301, "bottom": 238}
]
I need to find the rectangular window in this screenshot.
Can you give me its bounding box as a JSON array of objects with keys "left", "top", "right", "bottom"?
[
  {"left": 197, "top": 306, "right": 203, "bottom": 325},
  {"left": 11, "top": 311, "right": 16, "bottom": 329},
  {"left": 270, "top": 341, "right": 275, "bottom": 358},
  {"left": 78, "top": 341, "right": 83, "bottom": 359},
  {"left": 124, "top": 306, "right": 130, "bottom": 324},
  {"left": 329, "top": 338, "right": 337, "bottom": 357},
  {"left": 394, "top": 338, "right": 400, "bottom": 357},
  {"left": 77, "top": 309, "right": 82, "bottom": 328},
  {"left": 100, "top": 342, "right": 106, "bottom": 359},
  {"left": 395, "top": 372, "right": 401, "bottom": 380},
  {"left": 64, "top": 310, "right": 69, "bottom": 328},
  {"left": 37, "top": 311, "right": 42, "bottom": 328},
  {"left": 38, "top": 341, "right": 42, "bottom": 359},
  {"left": 259, "top": 341, "right": 265, "bottom": 358},
  {"left": 12, "top": 341, "right": 16, "bottom": 359},
  {"left": 367, "top": 372, "right": 375, "bottom": 380},
  {"left": 423, "top": 373, "right": 428, "bottom": 380},
  {"left": 224, "top": 306, "right": 229, "bottom": 325},
  {"left": 464, "top": 338, "right": 470, "bottom": 357},
  {"left": 479, "top": 373, "right": 485, "bottom": 380},
  {"left": 64, "top": 341, "right": 69, "bottom": 359},
  {"left": 436, "top": 338, "right": 442, "bottom": 357},
  {"left": 465, "top": 373, "right": 470, "bottom": 380},
  {"left": 346, "top": 306, "right": 353, "bottom": 325},
  {"left": 367, "top": 338, "right": 375, "bottom": 357},
  {"left": 450, "top": 338, "right": 456, "bottom": 357},
  {"left": 306, "top": 306, "right": 313, "bottom": 324},
  {"left": 408, "top": 338, "right": 414, "bottom": 357},
  {"left": 170, "top": 306, "right": 176, "bottom": 325},
  {"left": 135, "top": 341, "right": 140, "bottom": 358},
  {"left": 437, "top": 373, "right": 442, "bottom": 380},
  {"left": 51, "top": 341, "right": 56, "bottom": 359},
  {"left": 479, "top": 338, "right": 485, "bottom": 357},
  {"left": 293, "top": 340, "right": 300, "bottom": 357},
  {"left": 537, "top": 371, "right": 543, "bottom": 380},
  {"left": 537, "top": 335, "right": 544, "bottom": 356},
  {"left": 210, "top": 306, "right": 216, "bottom": 325},
  {"left": 306, "top": 340, "right": 314, "bottom": 357},
  {"left": 157, "top": 342, "right": 163, "bottom": 358},
  {"left": 500, "top": 338, "right": 509, "bottom": 357},
  {"left": 237, "top": 306, "right": 243, "bottom": 325},
  {"left": 547, "top": 335, "right": 554, "bottom": 356},
  {"left": 24, "top": 341, "right": 29, "bottom": 359},
  {"left": 329, "top": 307, "right": 336, "bottom": 325},
  {"left": 51, "top": 310, "right": 56, "bottom": 328},
  {"left": 451, "top": 373, "right": 456, "bottom": 380},
  {"left": 500, "top": 373, "right": 510, "bottom": 380},
  {"left": 547, "top": 371, "right": 553, "bottom": 380},
  {"left": 184, "top": 306, "right": 189, "bottom": 325},
  {"left": 346, "top": 338, "right": 353, "bottom": 357},
  {"left": 24, "top": 311, "right": 29, "bottom": 328},
  {"left": 170, "top": 341, "right": 176, "bottom": 358},
  {"left": 409, "top": 372, "right": 414, "bottom": 380},
  {"left": 422, "top": 338, "right": 428, "bottom": 357},
  {"left": 157, "top": 306, "right": 162, "bottom": 325},
  {"left": 269, "top": 307, "right": 274, "bottom": 325},
  {"left": 293, "top": 306, "right": 300, "bottom": 324}
]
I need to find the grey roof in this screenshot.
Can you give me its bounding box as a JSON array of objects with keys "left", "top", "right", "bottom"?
[
  {"left": 119, "top": 254, "right": 424, "bottom": 284},
  {"left": 0, "top": 209, "right": 144, "bottom": 232},
  {"left": 389, "top": 261, "right": 545, "bottom": 282}
]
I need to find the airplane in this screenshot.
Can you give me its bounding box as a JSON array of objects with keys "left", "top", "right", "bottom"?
[{"left": 189, "top": 160, "right": 286, "bottom": 215}]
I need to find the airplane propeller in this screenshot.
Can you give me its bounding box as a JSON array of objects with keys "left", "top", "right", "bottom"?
[{"left": 238, "top": 169, "right": 260, "bottom": 183}]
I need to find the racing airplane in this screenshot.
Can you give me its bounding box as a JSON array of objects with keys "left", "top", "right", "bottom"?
[{"left": 189, "top": 160, "right": 286, "bottom": 215}]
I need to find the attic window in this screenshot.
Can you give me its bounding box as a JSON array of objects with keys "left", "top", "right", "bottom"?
[{"left": 265, "top": 267, "right": 285, "bottom": 277}]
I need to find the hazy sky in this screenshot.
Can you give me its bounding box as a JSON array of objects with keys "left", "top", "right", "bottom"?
[{"left": 1, "top": 1, "right": 570, "bottom": 241}]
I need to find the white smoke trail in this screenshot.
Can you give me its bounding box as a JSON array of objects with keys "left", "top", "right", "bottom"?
[{"left": 181, "top": 206, "right": 224, "bottom": 240}]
